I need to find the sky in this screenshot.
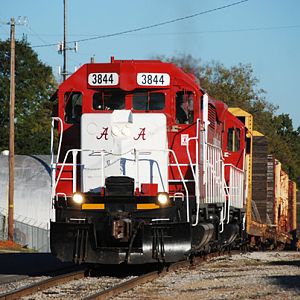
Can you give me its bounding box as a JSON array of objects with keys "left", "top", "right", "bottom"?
[{"left": 1, "top": 0, "right": 300, "bottom": 128}]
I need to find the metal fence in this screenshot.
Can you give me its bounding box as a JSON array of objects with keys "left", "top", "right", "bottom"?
[{"left": 0, "top": 212, "right": 50, "bottom": 252}]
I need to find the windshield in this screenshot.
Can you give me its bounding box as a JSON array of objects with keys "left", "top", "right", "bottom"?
[
  {"left": 93, "top": 90, "right": 125, "bottom": 110},
  {"left": 92, "top": 89, "right": 166, "bottom": 111},
  {"left": 133, "top": 91, "right": 165, "bottom": 110}
]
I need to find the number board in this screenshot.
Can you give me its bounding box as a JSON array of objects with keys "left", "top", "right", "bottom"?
[
  {"left": 88, "top": 73, "right": 119, "bottom": 86},
  {"left": 137, "top": 73, "right": 170, "bottom": 86}
]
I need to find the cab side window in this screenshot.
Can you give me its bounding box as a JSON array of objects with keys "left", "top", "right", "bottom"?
[
  {"left": 65, "top": 92, "right": 82, "bottom": 124},
  {"left": 227, "top": 127, "right": 241, "bottom": 152},
  {"left": 235, "top": 128, "right": 241, "bottom": 151},
  {"left": 176, "top": 91, "right": 194, "bottom": 124},
  {"left": 93, "top": 90, "right": 125, "bottom": 110}
]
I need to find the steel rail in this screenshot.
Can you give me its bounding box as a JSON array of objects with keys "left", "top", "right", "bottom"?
[
  {"left": 84, "top": 250, "right": 240, "bottom": 300},
  {"left": 0, "top": 250, "right": 240, "bottom": 300},
  {"left": 0, "top": 270, "right": 86, "bottom": 300},
  {"left": 84, "top": 270, "right": 160, "bottom": 300}
]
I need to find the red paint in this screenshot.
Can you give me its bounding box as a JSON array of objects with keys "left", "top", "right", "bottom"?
[{"left": 141, "top": 183, "right": 158, "bottom": 196}]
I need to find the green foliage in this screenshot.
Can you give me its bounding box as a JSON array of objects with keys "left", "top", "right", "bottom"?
[
  {"left": 270, "top": 114, "right": 300, "bottom": 182},
  {"left": 156, "top": 54, "right": 300, "bottom": 186},
  {"left": 0, "top": 38, "right": 57, "bottom": 154}
]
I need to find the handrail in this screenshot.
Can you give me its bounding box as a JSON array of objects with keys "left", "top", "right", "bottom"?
[
  {"left": 185, "top": 119, "right": 201, "bottom": 226},
  {"left": 52, "top": 148, "right": 190, "bottom": 222},
  {"left": 51, "top": 135, "right": 201, "bottom": 225},
  {"left": 52, "top": 148, "right": 105, "bottom": 199},
  {"left": 54, "top": 192, "right": 67, "bottom": 207},
  {"left": 168, "top": 149, "right": 190, "bottom": 223},
  {"left": 205, "top": 142, "right": 229, "bottom": 230},
  {"left": 50, "top": 117, "right": 64, "bottom": 201},
  {"left": 172, "top": 192, "right": 184, "bottom": 201},
  {"left": 51, "top": 117, "right": 63, "bottom": 165},
  {"left": 224, "top": 162, "right": 244, "bottom": 173},
  {"left": 205, "top": 143, "right": 227, "bottom": 204},
  {"left": 219, "top": 205, "right": 224, "bottom": 233},
  {"left": 224, "top": 163, "right": 245, "bottom": 221}
]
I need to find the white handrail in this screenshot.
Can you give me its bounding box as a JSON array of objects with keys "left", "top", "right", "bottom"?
[
  {"left": 202, "top": 94, "right": 209, "bottom": 186},
  {"left": 72, "top": 150, "right": 78, "bottom": 193},
  {"left": 242, "top": 213, "right": 246, "bottom": 231},
  {"left": 205, "top": 143, "right": 227, "bottom": 204},
  {"left": 50, "top": 117, "right": 63, "bottom": 165},
  {"left": 168, "top": 149, "right": 190, "bottom": 223},
  {"left": 53, "top": 149, "right": 108, "bottom": 198},
  {"left": 224, "top": 163, "right": 245, "bottom": 210},
  {"left": 51, "top": 142, "right": 191, "bottom": 224},
  {"left": 54, "top": 192, "right": 67, "bottom": 207},
  {"left": 54, "top": 148, "right": 164, "bottom": 197},
  {"left": 134, "top": 149, "right": 140, "bottom": 191},
  {"left": 220, "top": 206, "right": 224, "bottom": 233},
  {"left": 172, "top": 192, "right": 184, "bottom": 201},
  {"left": 185, "top": 119, "right": 201, "bottom": 226},
  {"left": 50, "top": 117, "right": 64, "bottom": 200}
]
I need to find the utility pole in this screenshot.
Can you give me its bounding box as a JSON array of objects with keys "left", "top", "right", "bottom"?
[
  {"left": 58, "top": 0, "right": 78, "bottom": 81},
  {"left": 63, "top": 0, "right": 67, "bottom": 81},
  {"left": 8, "top": 17, "right": 15, "bottom": 242}
]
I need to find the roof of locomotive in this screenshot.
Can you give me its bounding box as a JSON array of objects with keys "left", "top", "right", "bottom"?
[{"left": 58, "top": 58, "right": 200, "bottom": 92}]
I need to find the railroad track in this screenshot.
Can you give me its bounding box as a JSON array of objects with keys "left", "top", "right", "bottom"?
[
  {"left": 0, "top": 270, "right": 86, "bottom": 300},
  {"left": 0, "top": 250, "right": 238, "bottom": 299},
  {"left": 84, "top": 251, "right": 235, "bottom": 300}
]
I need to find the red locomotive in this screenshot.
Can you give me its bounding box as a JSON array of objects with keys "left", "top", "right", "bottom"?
[{"left": 50, "top": 57, "right": 249, "bottom": 264}]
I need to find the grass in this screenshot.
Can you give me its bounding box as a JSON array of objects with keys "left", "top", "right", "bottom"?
[{"left": 0, "top": 240, "right": 36, "bottom": 253}]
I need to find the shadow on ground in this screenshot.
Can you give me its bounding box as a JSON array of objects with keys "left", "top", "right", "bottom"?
[
  {"left": 0, "top": 253, "right": 162, "bottom": 277},
  {"left": 0, "top": 253, "right": 75, "bottom": 276},
  {"left": 269, "top": 275, "right": 300, "bottom": 290},
  {"left": 268, "top": 260, "right": 300, "bottom": 267},
  {"left": 267, "top": 259, "right": 300, "bottom": 290}
]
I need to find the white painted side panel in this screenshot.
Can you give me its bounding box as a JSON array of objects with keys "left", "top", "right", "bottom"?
[{"left": 81, "top": 111, "right": 168, "bottom": 193}]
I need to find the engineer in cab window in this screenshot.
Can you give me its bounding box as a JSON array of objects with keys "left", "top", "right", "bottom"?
[
  {"left": 187, "top": 93, "right": 194, "bottom": 123},
  {"left": 176, "top": 93, "right": 188, "bottom": 124}
]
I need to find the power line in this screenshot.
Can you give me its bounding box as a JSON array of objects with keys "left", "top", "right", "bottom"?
[
  {"left": 7, "top": 24, "right": 300, "bottom": 39},
  {"left": 32, "top": 0, "right": 249, "bottom": 48},
  {"left": 26, "top": 24, "right": 50, "bottom": 45},
  {"left": 122, "top": 24, "right": 300, "bottom": 36},
  {"left": 191, "top": 24, "right": 300, "bottom": 34}
]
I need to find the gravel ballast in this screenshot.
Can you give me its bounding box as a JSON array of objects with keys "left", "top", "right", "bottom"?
[
  {"left": 1, "top": 251, "right": 299, "bottom": 299},
  {"left": 116, "top": 251, "right": 300, "bottom": 300}
]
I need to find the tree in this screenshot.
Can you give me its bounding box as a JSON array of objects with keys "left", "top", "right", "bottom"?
[
  {"left": 156, "top": 54, "right": 276, "bottom": 115},
  {"left": 0, "top": 38, "right": 57, "bottom": 154},
  {"left": 271, "top": 114, "right": 300, "bottom": 182}
]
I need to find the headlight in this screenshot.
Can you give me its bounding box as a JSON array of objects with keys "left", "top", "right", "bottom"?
[
  {"left": 72, "top": 192, "right": 84, "bottom": 204},
  {"left": 112, "top": 126, "right": 121, "bottom": 137},
  {"left": 121, "top": 126, "right": 131, "bottom": 137},
  {"left": 157, "top": 192, "right": 169, "bottom": 206}
]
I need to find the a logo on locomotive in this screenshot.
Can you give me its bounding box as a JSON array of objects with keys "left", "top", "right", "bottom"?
[
  {"left": 133, "top": 128, "right": 146, "bottom": 141},
  {"left": 96, "top": 127, "right": 147, "bottom": 141},
  {"left": 96, "top": 127, "right": 109, "bottom": 140}
]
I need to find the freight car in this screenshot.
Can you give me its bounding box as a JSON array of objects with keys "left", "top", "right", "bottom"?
[
  {"left": 49, "top": 58, "right": 296, "bottom": 264},
  {"left": 229, "top": 108, "right": 297, "bottom": 248}
]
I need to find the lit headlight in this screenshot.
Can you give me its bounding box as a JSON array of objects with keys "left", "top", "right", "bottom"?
[
  {"left": 72, "top": 192, "right": 84, "bottom": 204},
  {"left": 157, "top": 192, "right": 169, "bottom": 206}
]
